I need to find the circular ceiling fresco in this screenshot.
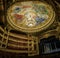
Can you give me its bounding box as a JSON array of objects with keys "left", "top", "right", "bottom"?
[{"left": 7, "top": 1, "right": 55, "bottom": 33}]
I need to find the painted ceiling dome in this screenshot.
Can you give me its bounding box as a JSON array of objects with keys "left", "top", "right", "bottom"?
[
  {"left": 0, "top": 0, "right": 60, "bottom": 57},
  {"left": 7, "top": 1, "right": 55, "bottom": 33}
]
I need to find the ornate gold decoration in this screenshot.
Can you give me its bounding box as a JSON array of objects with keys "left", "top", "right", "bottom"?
[
  {"left": 7, "top": 1, "right": 55, "bottom": 33},
  {"left": 0, "top": 0, "right": 60, "bottom": 56}
]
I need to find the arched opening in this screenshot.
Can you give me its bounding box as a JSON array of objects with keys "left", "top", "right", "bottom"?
[{"left": 39, "top": 36, "right": 60, "bottom": 55}]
